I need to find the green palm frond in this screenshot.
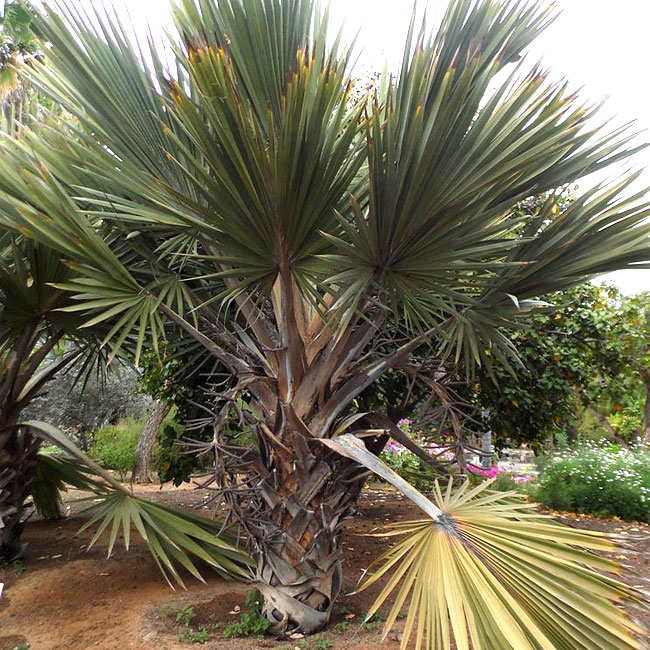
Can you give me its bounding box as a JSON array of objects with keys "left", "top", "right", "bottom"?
[
  {"left": 326, "top": 0, "right": 650, "bottom": 343},
  {"left": 0, "top": 0, "right": 648, "bottom": 368},
  {"left": 32, "top": 452, "right": 69, "bottom": 519},
  {"left": 172, "top": 0, "right": 326, "bottom": 123},
  {"left": 26, "top": 421, "right": 253, "bottom": 587}
]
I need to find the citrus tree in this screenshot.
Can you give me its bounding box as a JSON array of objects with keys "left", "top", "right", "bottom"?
[
  {"left": 0, "top": 0, "right": 48, "bottom": 133},
  {"left": 474, "top": 283, "right": 630, "bottom": 449},
  {"left": 1, "top": 0, "right": 650, "bottom": 647},
  {"left": 617, "top": 292, "right": 650, "bottom": 441}
]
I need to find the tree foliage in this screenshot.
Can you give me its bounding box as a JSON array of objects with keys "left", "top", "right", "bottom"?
[
  {"left": 0, "top": 0, "right": 649, "bottom": 646},
  {"left": 473, "top": 283, "right": 629, "bottom": 448}
]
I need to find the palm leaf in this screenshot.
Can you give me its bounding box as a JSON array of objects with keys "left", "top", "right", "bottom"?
[
  {"left": 325, "top": 434, "right": 647, "bottom": 650},
  {"left": 25, "top": 421, "right": 253, "bottom": 587}
]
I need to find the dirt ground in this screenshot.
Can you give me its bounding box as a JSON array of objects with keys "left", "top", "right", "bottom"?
[{"left": 1, "top": 482, "right": 649, "bottom": 650}]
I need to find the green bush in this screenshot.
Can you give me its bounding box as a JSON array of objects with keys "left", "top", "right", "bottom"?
[
  {"left": 534, "top": 443, "right": 650, "bottom": 522},
  {"left": 88, "top": 416, "right": 144, "bottom": 478},
  {"left": 607, "top": 396, "right": 646, "bottom": 442},
  {"left": 89, "top": 409, "right": 181, "bottom": 479}
]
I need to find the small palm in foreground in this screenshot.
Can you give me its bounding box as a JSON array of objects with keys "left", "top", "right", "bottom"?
[{"left": 0, "top": 0, "right": 649, "bottom": 647}]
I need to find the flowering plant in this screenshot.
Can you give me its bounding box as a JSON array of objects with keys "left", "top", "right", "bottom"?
[
  {"left": 467, "top": 464, "right": 500, "bottom": 479},
  {"left": 535, "top": 441, "right": 650, "bottom": 521}
]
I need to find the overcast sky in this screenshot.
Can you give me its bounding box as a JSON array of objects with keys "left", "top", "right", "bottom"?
[{"left": 99, "top": 0, "right": 650, "bottom": 295}]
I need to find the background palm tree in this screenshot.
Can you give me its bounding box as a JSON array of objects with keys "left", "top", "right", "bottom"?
[
  {"left": 0, "top": 234, "right": 107, "bottom": 559},
  {"left": 0, "top": 0, "right": 649, "bottom": 646}
]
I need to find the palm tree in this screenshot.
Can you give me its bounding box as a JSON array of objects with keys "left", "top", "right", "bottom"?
[
  {"left": 1, "top": 0, "right": 649, "bottom": 647},
  {"left": 0, "top": 233, "right": 105, "bottom": 559},
  {"left": 0, "top": 0, "right": 252, "bottom": 574},
  {"left": 0, "top": 231, "right": 252, "bottom": 577}
]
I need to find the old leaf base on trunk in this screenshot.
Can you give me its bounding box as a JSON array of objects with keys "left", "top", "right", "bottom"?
[
  {"left": 0, "top": 426, "right": 40, "bottom": 562},
  {"left": 223, "top": 429, "right": 371, "bottom": 635}
]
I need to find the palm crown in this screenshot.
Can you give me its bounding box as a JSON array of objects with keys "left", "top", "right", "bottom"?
[{"left": 0, "top": 0, "right": 649, "bottom": 647}]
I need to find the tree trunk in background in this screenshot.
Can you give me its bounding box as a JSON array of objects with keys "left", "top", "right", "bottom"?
[
  {"left": 0, "top": 426, "right": 41, "bottom": 561},
  {"left": 643, "top": 383, "right": 650, "bottom": 444},
  {"left": 587, "top": 404, "right": 626, "bottom": 445},
  {"left": 132, "top": 400, "right": 170, "bottom": 483}
]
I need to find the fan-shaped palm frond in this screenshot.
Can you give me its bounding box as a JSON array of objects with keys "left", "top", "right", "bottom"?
[
  {"left": 360, "top": 483, "right": 646, "bottom": 650},
  {"left": 326, "top": 433, "right": 647, "bottom": 650},
  {"left": 27, "top": 421, "right": 253, "bottom": 587}
]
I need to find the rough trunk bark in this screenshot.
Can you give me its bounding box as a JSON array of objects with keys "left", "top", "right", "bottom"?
[
  {"left": 132, "top": 400, "right": 170, "bottom": 483},
  {"left": 0, "top": 426, "right": 40, "bottom": 561},
  {"left": 247, "top": 432, "right": 368, "bottom": 635}
]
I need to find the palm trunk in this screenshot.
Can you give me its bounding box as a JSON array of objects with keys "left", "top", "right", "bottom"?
[
  {"left": 0, "top": 425, "right": 41, "bottom": 561},
  {"left": 132, "top": 400, "right": 170, "bottom": 483},
  {"left": 242, "top": 431, "right": 368, "bottom": 635}
]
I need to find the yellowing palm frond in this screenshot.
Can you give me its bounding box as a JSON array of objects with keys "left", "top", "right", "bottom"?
[{"left": 360, "top": 480, "right": 646, "bottom": 650}]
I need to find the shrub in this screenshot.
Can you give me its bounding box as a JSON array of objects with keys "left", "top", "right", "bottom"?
[
  {"left": 88, "top": 416, "right": 144, "bottom": 478},
  {"left": 155, "top": 413, "right": 197, "bottom": 486},
  {"left": 381, "top": 441, "right": 438, "bottom": 491},
  {"left": 89, "top": 409, "right": 181, "bottom": 479},
  {"left": 24, "top": 360, "right": 151, "bottom": 449},
  {"left": 534, "top": 442, "right": 650, "bottom": 522},
  {"left": 607, "top": 396, "right": 646, "bottom": 442},
  {"left": 382, "top": 420, "right": 534, "bottom": 493},
  {"left": 466, "top": 465, "right": 534, "bottom": 492}
]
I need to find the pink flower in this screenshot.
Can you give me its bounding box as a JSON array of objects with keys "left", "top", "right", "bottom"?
[{"left": 468, "top": 464, "right": 500, "bottom": 479}]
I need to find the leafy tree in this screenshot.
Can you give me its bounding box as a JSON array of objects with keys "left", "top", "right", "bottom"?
[
  {"left": 133, "top": 342, "right": 222, "bottom": 484},
  {"left": 1, "top": 0, "right": 650, "bottom": 647},
  {"left": 23, "top": 361, "right": 151, "bottom": 448},
  {"left": 0, "top": 1, "right": 37, "bottom": 91},
  {"left": 615, "top": 293, "right": 650, "bottom": 441},
  {"left": 474, "top": 283, "right": 630, "bottom": 449},
  {"left": 0, "top": 0, "right": 47, "bottom": 133}
]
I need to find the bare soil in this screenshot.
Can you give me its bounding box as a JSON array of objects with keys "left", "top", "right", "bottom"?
[{"left": 1, "top": 483, "right": 649, "bottom": 650}]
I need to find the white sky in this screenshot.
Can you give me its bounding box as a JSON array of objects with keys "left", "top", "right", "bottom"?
[{"left": 100, "top": 0, "right": 650, "bottom": 295}]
